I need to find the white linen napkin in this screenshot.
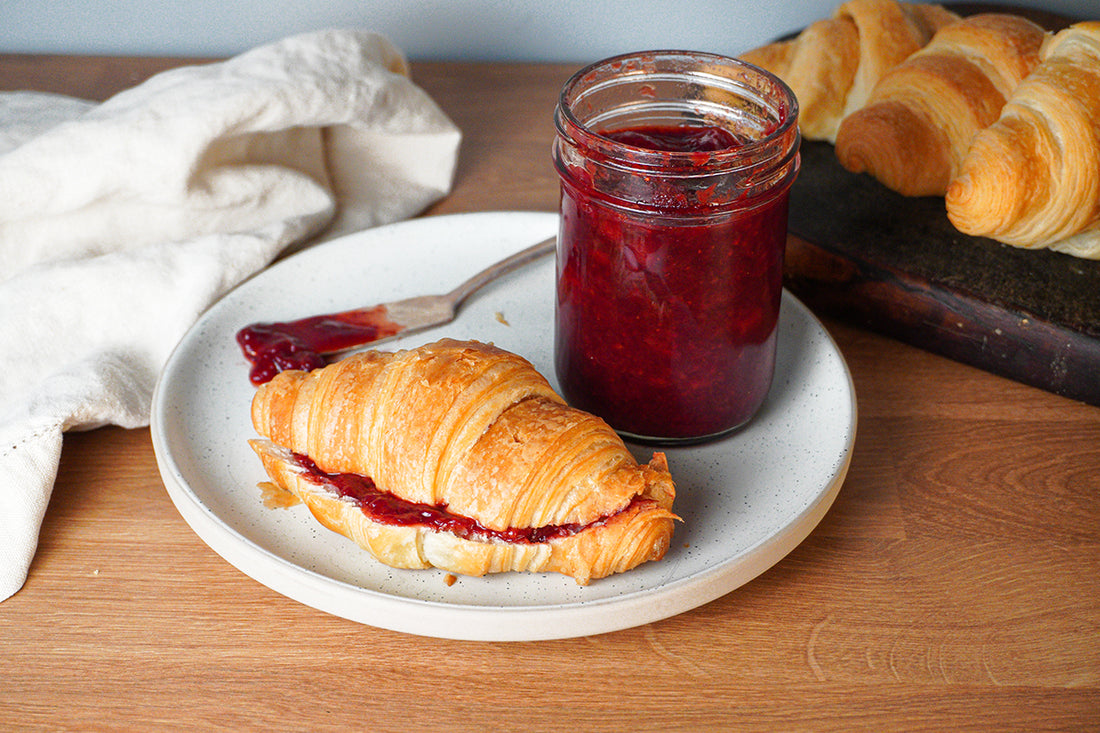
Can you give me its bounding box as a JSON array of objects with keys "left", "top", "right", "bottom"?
[{"left": 0, "top": 29, "right": 461, "bottom": 601}]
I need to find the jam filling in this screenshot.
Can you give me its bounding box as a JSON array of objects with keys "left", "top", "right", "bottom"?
[
  {"left": 292, "top": 452, "right": 642, "bottom": 545},
  {"left": 236, "top": 306, "right": 404, "bottom": 385}
]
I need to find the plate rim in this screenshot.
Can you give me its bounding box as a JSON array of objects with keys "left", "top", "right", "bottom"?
[{"left": 151, "top": 210, "right": 857, "bottom": 641}]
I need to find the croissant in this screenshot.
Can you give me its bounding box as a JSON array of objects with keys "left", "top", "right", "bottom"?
[
  {"left": 248, "top": 339, "right": 678, "bottom": 585},
  {"left": 834, "top": 14, "right": 1047, "bottom": 197},
  {"left": 740, "top": 0, "right": 959, "bottom": 141},
  {"left": 946, "top": 22, "right": 1100, "bottom": 258}
]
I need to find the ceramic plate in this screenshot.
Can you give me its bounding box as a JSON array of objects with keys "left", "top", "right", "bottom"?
[{"left": 151, "top": 210, "right": 856, "bottom": 641}]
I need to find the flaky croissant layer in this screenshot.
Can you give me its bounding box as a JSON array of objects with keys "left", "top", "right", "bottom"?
[
  {"left": 740, "top": 0, "right": 959, "bottom": 142},
  {"left": 834, "top": 13, "right": 1047, "bottom": 197},
  {"left": 946, "top": 21, "right": 1100, "bottom": 257},
  {"left": 249, "top": 339, "right": 679, "bottom": 584}
]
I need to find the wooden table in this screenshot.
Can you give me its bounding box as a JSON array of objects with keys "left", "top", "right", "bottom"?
[{"left": 2, "top": 52, "right": 1098, "bottom": 732}]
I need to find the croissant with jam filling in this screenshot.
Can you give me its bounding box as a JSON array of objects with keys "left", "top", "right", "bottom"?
[{"left": 248, "top": 339, "right": 678, "bottom": 585}]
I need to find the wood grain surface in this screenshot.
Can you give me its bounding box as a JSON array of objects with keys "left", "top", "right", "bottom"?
[{"left": 1, "top": 49, "right": 1098, "bottom": 732}]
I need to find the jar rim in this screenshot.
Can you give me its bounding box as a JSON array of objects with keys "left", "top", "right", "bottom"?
[{"left": 556, "top": 49, "right": 799, "bottom": 170}]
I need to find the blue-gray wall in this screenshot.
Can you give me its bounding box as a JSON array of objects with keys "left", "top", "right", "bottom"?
[{"left": 3, "top": 1, "right": 1094, "bottom": 63}]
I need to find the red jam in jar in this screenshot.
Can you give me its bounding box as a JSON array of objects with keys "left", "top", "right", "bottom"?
[{"left": 552, "top": 51, "right": 800, "bottom": 444}]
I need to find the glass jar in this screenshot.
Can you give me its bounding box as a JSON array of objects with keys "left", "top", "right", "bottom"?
[{"left": 552, "top": 50, "right": 800, "bottom": 444}]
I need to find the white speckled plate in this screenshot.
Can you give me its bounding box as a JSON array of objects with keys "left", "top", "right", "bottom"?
[{"left": 151, "top": 210, "right": 856, "bottom": 641}]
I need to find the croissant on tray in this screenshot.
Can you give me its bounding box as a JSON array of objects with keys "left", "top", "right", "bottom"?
[
  {"left": 248, "top": 338, "right": 678, "bottom": 585},
  {"left": 834, "top": 13, "right": 1047, "bottom": 196},
  {"left": 946, "top": 21, "right": 1100, "bottom": 258},
  {"left": 740, "top": 0, "right": 959, "bottom": 142}
]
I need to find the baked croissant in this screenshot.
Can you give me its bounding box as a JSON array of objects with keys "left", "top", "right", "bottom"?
[
  {"left": 248, "top": 339, "right": 678, "bottom": 585},
  {"left": 835, "top": 13, "right": 1047, "bottom": 196},
  {"left": 946, "top": 21, "right": 1100, "bottom": 258},
  {"left": 740, "top": 0, "right": 959, "bottom": 141}
]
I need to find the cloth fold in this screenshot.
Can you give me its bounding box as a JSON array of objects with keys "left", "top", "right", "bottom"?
[{"left": 0, "top": 29, "right": 462, "bottom": 601}]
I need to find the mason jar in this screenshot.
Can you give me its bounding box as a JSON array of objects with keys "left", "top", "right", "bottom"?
[{"left": 552, "top": 50, "right": 800, "bottom": 444}]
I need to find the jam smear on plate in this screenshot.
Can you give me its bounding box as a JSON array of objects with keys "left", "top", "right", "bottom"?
[{"left": 237, "top": 306, "right": 403, "bottom": 385}]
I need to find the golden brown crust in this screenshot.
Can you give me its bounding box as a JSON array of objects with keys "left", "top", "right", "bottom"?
[
  {"left": 946, "top": 21, "right": 1100, "bottom": 256},
  {"left": 835, "top": 13, "right": 1047, "bottom": 196},
  {"left": 742, "top": 17, "right": 861, "bottom": 141},
  {"left": 249, "top": 339, "right": 679, "bottom": 584},
  {"left": 252, "top": 340, "right": 565, "bottom": 511},
  {"left": 741, "top": 0, "right": 959, "bottom": 142},
  {"left": 836, "top": 0, "right": 958, "bottom": 119}
]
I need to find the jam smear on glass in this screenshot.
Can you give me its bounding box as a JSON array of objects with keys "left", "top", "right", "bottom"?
[{"left": 604, "top": 124, "right": 742, "bottom": 153}]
